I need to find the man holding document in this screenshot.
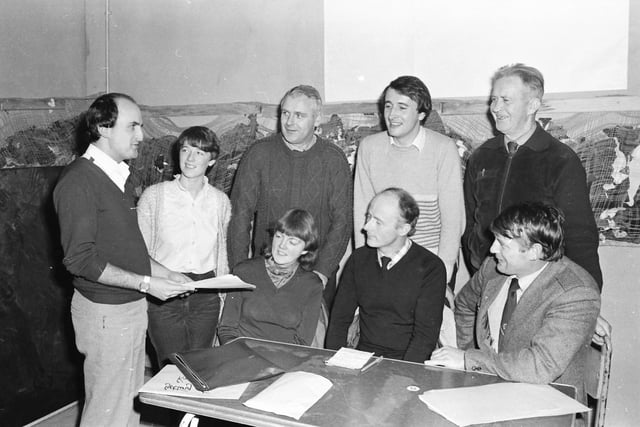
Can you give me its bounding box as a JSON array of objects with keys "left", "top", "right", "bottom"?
[{"left": 427, "top": 202, "right": 600, "bottom": 403}]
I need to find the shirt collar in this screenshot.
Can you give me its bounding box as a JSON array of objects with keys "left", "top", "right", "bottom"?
[
  {"left": 82, "top": 144, "right": 130, "bottom": 192},
  {"left": 377, "top": 238, "right": 412, "bottom": 270},
  {"left": 175, "top": 174, "right": 208, "bottom": 195},
  {"left": 389, "top": 126, "right": 425, "bottom": 152},
  {"left": 503, "top": 121, "right": 538, "bottom": 150},
  {"left": 513, "top": 261, "right": 550, "bottom": 292},
  {"left": 283, "top": 134, "right": 317, "bottom": 152}
]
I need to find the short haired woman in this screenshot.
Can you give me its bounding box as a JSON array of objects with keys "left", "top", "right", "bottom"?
[
  {"left": 137, "top": 126, "right": 230, "bottom": 368},
  {"left": 218, "top": 209, "right": 323, "bottom": 346}
]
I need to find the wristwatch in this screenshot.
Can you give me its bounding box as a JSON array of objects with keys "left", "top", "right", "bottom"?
[{"left": 138, "top": 275, "right": 151, "bottom": 293}]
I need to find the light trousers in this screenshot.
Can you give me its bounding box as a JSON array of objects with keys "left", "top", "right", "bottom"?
[{"left": 71, "top": 290, "right": 147, "bottom": 427}]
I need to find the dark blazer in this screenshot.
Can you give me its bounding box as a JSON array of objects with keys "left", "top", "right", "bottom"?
[{"left": 455, "top": 256, "right": 600, "bottom": 402}]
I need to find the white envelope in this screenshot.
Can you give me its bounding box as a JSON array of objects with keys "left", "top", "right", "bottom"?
[{"left": 243, "top": 371, "right": 332, "bottom": 420}]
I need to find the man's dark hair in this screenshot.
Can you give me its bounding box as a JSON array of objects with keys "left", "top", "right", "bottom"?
[
  {"left": 85, "top": 93, "right": 137, "bottom": 143},
  {"left": 490, "top": 202, "right": 565, "bottom": 261},
  {"left": 384, "top": 76, "right": 432, "bottom": 124},
  {"left": 379, "top": 187, "right": 420, "bottom": 236}
]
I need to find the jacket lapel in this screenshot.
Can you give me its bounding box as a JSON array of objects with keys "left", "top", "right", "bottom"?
[
  {"left": 501, "top": 261, "right": 564, "bottom": 347},
  {"left": 477, "top": 275, "right": 506, "bottom": 349}
]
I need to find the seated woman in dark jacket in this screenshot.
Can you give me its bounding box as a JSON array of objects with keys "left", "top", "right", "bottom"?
[{"left": 218, "top": 209, "right": 323, "bottom": 346}]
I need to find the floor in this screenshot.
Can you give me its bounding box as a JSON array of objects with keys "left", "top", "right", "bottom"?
[
  {"left": 26, "top": 400, "right": 243, "bottom": 427},
  {"left": 25, "top": 398, "right": 179, "bottom": 427},
  {"left": 25, "top": 367, "right": 243, "bottom": 427}
]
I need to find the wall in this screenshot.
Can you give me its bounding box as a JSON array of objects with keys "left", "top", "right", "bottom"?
[
  {"left": 0, "top": 1, "right": 639, "bottom": 426},
  {"left": 90, "top": 0, "right": 324, "bottom": 105},
  {"left": 0, "top": 0, "right": 87, "bottom": 97},
  {"left": 599, "top": 246, "right": 640, "bottom": 425}
]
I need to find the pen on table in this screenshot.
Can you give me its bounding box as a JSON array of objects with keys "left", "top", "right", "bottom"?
[{"left": 361, "top": 356, "right": 383, "bottom": 372}]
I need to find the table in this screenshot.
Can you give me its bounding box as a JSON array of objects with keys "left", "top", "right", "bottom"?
[{"left": 139, "top": 337, "right": 576, "bottom": 427}]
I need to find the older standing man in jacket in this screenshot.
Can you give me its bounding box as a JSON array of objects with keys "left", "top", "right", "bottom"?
[{"left": 462, "top": 63, "right": 602, "bottom": 288}]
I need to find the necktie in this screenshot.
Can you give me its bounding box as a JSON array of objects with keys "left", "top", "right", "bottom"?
[
  {"left": 499, "top": 278, "right": 520, "bottom": 351},
  {"left": 380, "top": 256, "right": 391, "bottom": 271},
  {"left": 507, "top": 140, "right": 519, "bottom": 155}
]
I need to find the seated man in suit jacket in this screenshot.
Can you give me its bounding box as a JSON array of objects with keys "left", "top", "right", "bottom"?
[{"left": 426, "top": 202, "right": 600, "bottom": 403}]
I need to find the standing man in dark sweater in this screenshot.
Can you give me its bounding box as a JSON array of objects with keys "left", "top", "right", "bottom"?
[
  {"left": 54, "top": 93, "right": 193, "bottom": 426},
  {"left": 462, "top": 63, "right": 602, "bottom": 288},
  {"left": 228, "top": 85, "right": 352, "bottom": 308},
  {"left": 326, "top": 188, "right": 446, "bottom": 362}
]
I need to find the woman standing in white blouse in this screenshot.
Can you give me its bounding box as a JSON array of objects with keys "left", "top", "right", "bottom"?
[{"left": 137, "top": 126, "right": 231, "bottom": 367}]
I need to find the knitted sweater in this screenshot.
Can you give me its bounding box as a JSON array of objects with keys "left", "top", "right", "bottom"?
[
  {"left": 326, "top": 243, "right": 446, "bottom": 362},
  {"left": 354, "top": 128, "right": 464, "bottom": 279},
  {"left": 228, "top": 134, "right": 353, "bottom": 277},
  {"left": 217, "top": 257, "right": 323, "bottom": 345},
  {"left": 53, "top": 158, "right": 150, "bottom": 304}
]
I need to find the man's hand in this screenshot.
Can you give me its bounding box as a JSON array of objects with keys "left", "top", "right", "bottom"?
[
  {"left": 167, "top": 271, "right": 192, "bottom": 284},
  {"left": 424, "top": 346, "right": 465, "bottom": 370},
  {"left": 592, "top": 314, "right": 612, "bottom": 346},
  {"left": 147, "top": 276, "right": 195, "bottom": 301}
]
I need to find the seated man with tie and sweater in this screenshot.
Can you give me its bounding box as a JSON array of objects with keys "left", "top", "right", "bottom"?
[
  {"left": 326, "top": 187, "right": 447, "bottom": 362},
  {"left": 427, "top": 202, "right": 600, "bottom": 403}
]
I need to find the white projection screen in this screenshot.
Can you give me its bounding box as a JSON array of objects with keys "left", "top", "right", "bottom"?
[{"left": 324, "top": 0, "right": 629, "bottom": 102}]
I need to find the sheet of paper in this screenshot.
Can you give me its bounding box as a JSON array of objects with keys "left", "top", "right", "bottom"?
[
  {"left": 419, "top": 382, "right": 589, "bottom": 426},
  {"left": 191, "top": 274, "right": 256, "bottom": 290},
  {"left": 139, "top": 364, "right": 249, "bottom": 399},
  {"left": 325, "top": 347, "right": 374, "bottom": 369},
  {"left": 243, "top": 371, "right": 332, "bottom": 420}
]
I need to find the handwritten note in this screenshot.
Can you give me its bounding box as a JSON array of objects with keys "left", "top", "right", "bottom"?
[
  {"left": 325, "top": 347, "right": 375, "bottom": 370},
  {"left": 139, "top": 364, "right": 249, "bottom": 399},
  {"left": 419, "top": 382, "right": 588, "bottom": 426}
]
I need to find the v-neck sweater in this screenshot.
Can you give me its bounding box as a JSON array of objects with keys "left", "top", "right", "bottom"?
[{"left": 326, "top": 244, "right": 446, "bottom": 362}]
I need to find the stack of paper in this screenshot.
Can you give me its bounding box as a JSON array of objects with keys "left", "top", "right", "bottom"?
[
  {"left": 244, "top": 371, "right": 332, "bottom": 420},
  {"left": 419, "top": 382, "right": 589, "bottom": 426},
  {"left": 139, "top": 364, "right": 248, "bottom": 400},
  {"left": 325, "top": 347, "right": 374, "bottom": 369}
]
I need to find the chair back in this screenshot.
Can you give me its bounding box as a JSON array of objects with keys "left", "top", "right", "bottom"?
[{"left": 585, "top": 319, "right": 612, "bottom": 427}]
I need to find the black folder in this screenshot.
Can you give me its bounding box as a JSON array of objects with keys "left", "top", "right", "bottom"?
[{"left": 169, "top": 339, "right": 287, "bottom": 392}]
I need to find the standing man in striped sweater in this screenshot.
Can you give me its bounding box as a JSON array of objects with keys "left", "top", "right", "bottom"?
[{"left": 353, "top": 76, "right": 465, "bottom": 290}]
